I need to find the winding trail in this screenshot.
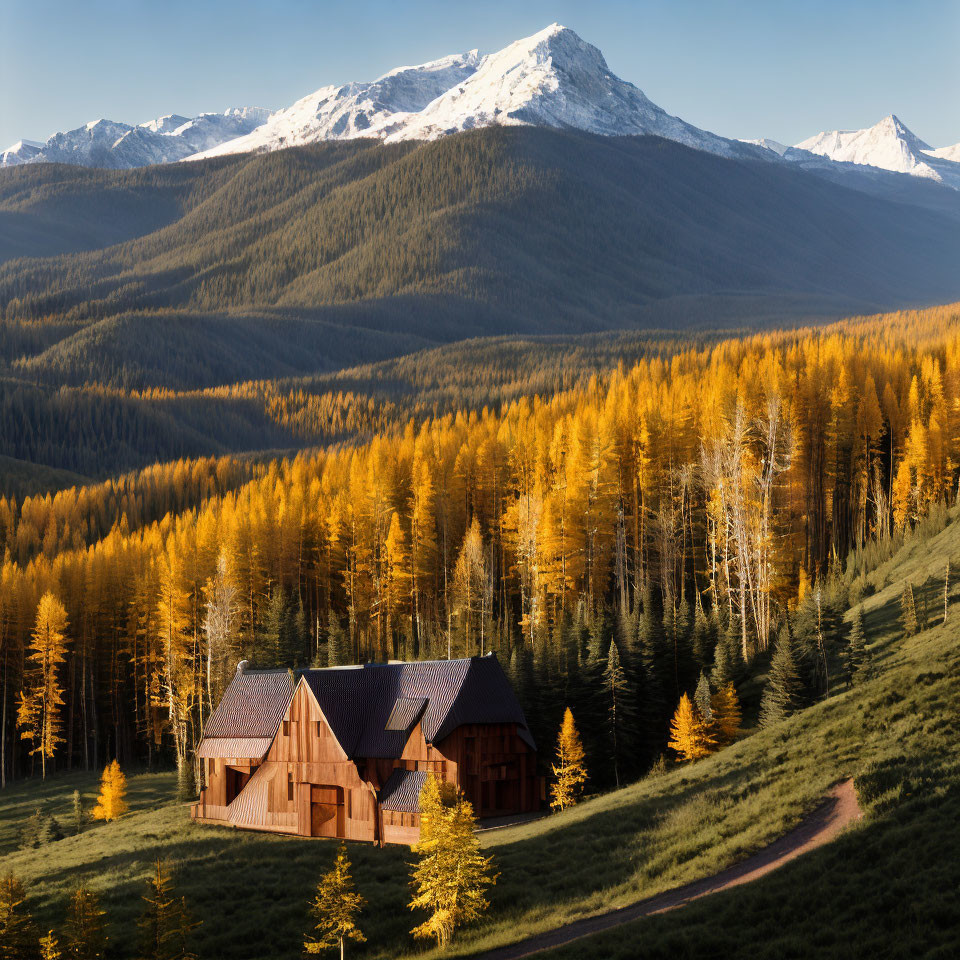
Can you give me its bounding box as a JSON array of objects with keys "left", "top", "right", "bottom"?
[{"left": 472, "top": 779, "right": 862, "bottom": 960}]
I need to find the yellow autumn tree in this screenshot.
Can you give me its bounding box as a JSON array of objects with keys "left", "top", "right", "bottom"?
[
  {"left": 711, "top": 681, "right": 742, "bottom": 745},
  {"left": 409, "top": 775, "right": 497, "bottom": 947},
  {"left": 304, "top": 843, "right": 365, "bottom": 959},
  {"left": 667, "top": 693, "right": 716, "bottom": 762},
  {"left": 91, "top": 760, "right": 129, "bottom": 821},
  {"left": 550, "top": 707, "right": 588, "bottom": 811},
  {"left": 17, "top": 593, "right": 69, "bottom": 779},
  {"left": 39, "top": 930, "right": 62, "bottom": 960}
]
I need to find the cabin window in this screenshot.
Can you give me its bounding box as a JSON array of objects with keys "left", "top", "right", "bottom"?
[
  {"left": 315, "top": 721, "right": 323, "bottom": 738},
  {"left": 287, "top": 772, "right": 294, "bottom": 802},
  {"left": 282, "top": 720, "right": 290, "bottom": 737}
]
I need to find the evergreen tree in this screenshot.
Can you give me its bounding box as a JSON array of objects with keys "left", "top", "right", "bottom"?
[
  {"left": 0, "top": 872, "right": 39, "bottom": 960},
  {"left": 91, "top": 760, "right": 129, "bottom": 821},
  {"left": 691, "top": 601, "right": 714, "bottom": 671},
  {"left": 603, "top": 641, "right": 635, "bottom": 786},
  {"left": 845, "top": 606, "right": 870, "bottom": 686},
  {"left": 325, "top": 614, "right": 349, "bottom": 667},
  {"left": 257, "top": 588, "right": 288, "bottom": 666},
  {"left": 711, "top": 629, "right": 734, "bottom": 688},
  {"left": 549, "top": 707, "right": 588, "bottom": 811},
  {"left": 138, "top": 858, "right": 199, "bottom": 960},
  {"left": 759, "top": 628, "right": 803, "bottom": 727},
  {"left": 410, "top": 775, "right": 496, "bottom": 947},
  {"left": 65, "top": 886, "right": 106, "bottom": 960},
  {"left": 900, "top": 583, "right": 918, "bottom": 638},
  {"left": 304, "top": 843, "right": 365, "bottom": 959},
  {"left": 71, "top": 790, "right": 84, "bottom": 836},
  {"left": 667, "top": 693, "right": 715, "bottom": 761},
  {"left": 694, "top": 670, "right": 713, "bottom": 721}
]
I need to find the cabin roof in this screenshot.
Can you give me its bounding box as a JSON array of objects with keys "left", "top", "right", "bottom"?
[
  {"left": 301, "top": 653, "right": 535, "bottom": 759},
  {"left": 378, "top": 769, "right": 428, "bottom": 813},
  {"left": 200, "top": 668, "right": 292, "bottom": 757}
]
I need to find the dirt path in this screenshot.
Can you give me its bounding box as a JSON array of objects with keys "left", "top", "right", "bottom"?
[{"left": 472, "top": 779, "right": 862, "bottom": 960}]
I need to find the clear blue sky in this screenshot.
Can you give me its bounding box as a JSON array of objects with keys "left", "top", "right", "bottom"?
[{"left": 2, "top": 0, "right": 958, "bottom": 148}]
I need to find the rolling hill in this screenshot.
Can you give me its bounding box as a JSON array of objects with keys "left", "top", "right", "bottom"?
[{"left": 4, "top": 129, "right": 960, "bottom": 391}]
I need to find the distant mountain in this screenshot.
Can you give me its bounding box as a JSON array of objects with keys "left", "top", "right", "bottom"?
[
  {"left": 792, "top": 115, "right": 960, "bottom": 190},
  {"left": 1, "top": 107, "right": 272, "bottom": 169},
  {"left": 4, "top": 128, "right": 960, "bottom": 391},
  {"left": 1, "top": 139, "right": 44, "bottom": 166},
  {"left": 192, "top": 24, "right": 740, "bottom": 161}
]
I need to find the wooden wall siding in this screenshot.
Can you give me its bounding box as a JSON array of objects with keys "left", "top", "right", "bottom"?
[
  {"left": 435, "top": 723, "right": 539, "bottom": 818},
  {"left": 198, "top": 756, "right": 261, "bottom": 811}
]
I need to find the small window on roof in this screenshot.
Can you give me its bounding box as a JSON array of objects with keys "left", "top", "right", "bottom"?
[{"left": 282, "top": 720, "right": 290, "bottom": 737}]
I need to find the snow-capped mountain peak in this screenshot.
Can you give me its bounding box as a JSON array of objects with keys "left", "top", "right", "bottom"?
[
  {"left": 794, "top": 114, "right": 954, "bottom": 184},
  {"left": 189, "top": 23, "right": 737, "bottom": 160}
]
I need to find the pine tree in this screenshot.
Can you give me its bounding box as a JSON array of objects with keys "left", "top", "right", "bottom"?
[
  {"left": 693, "top": 670, "right": 713, "bottom": 721},
  {"left": 710, "top": 631, "right": 733, "bottom": 688},
  {"left": 65, "top": 886, "right": 106, "bottom": 960},
  {"left": 39, "top": 931, "right": 61, "bottom": 960},
  {"left": 667, "top": 693, "right": 715, "bottom": 761},
  {"left": 325, "top": 614, "right": 349, "bottom": 667},
  {"left": 710, "top": 682, "right": 742, "bottom": 744},
  {"left": 138, "top": 858, "right": 199, "bottom": 960},
  {"left": 759, "top": 628, "right": 803, "bottom": 727},
  {"left": 17, "top": 593, "right": 69, "bottom": 779},
  {"left": 549, "top": 707, "right": 588, "bottom": 811},
  {"left": 691, "top": 601, "right": 714, "bottom": 671},
  {"left": 899, "top": 583, "right": 918, "bottom": 638},
  {"left": 304, "top": 843, "right": 365, "bottom": 959},
  {"left": 91, "top": 760, "right": 129, "bottom": 822},
  {"left": 845, "top": 606, "right": 870, "bottom": 686},
  {"left": 71, "top": 790, "right": 84, "bottom": 836},
  {"left": 409, "top": 775, "right": 496, "bottom": 947},
  {"left": 603, "top": 641, "right": 634, "bottom": 786},
  {"left": 0, "top": 872, "right": 39, "bottom": 960}
]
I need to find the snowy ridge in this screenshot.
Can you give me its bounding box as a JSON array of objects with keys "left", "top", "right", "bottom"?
[
  {"left": 791, "top": 115, "right": 960, "bottom": 190},
  {"left": 190, "top": 51, "right": 482, "bottom": 159},
  {"left": 1, "top": 107, "right": 273, "bottom": 169}
]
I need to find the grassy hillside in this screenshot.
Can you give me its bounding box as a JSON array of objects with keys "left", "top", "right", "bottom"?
[
  {"left": 4, "top": 130, "right": 960, "bottom": 391},
  {"left": 3, "top": 508, "right": 958, "bottom": 959}
]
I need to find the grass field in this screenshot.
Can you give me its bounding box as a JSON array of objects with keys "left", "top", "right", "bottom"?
[{"left": 3, "top": 517, "right": 960, "bottom": 959}]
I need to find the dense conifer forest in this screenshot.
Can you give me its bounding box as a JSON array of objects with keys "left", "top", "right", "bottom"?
[{"left": 2, "top": 300, "right": 959, "bottom": 792}]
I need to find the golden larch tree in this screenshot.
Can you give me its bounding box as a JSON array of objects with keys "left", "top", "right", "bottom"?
[
  {"left": 0, "top": 872, "right": 38, "bottom": 960},
  {"left": 667, "top": 693, "right": 716, "bottom": 762},
  {"left": 39, "top": 930, "right": 62, "bottom": 960},
  {"left": 550, "top": 707, "right": 588, "bottom": 811},
  {"left": 17, "top": 593, "right": 69, "bottom": 779},
  {"left": 409, "top": 775, "right": 497, "bottom": 947},
  {"left": 304, "top": 843, "right": 365, "bottom": 959},
  {"left": 91, "top": 760, "right": 129, "bottom": 822},
  {"left": 65, "top": 886, "right": 106, "bottom": 960},
  {"left": 711, "top": 682, "right": 742, "bottom": 745}
]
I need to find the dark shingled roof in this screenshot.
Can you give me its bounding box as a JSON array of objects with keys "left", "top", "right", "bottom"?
[
  {"left": 378, "top": 769, "right": 429, "bottom": 813},
  {"left": 202, "top": 668, "right": 292, "bottom": 740},
  {"left": 301, "top": 653, "right": 534, "bottom": 759}
]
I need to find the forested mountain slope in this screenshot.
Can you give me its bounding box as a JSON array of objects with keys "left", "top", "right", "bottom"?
[{"left": 3, "top": 130, "right": 960, "bottom": 392}]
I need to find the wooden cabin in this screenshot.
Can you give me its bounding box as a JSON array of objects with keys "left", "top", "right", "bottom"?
[{"left": 192, "top": 654, "right": 540, "bottom": 845}]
